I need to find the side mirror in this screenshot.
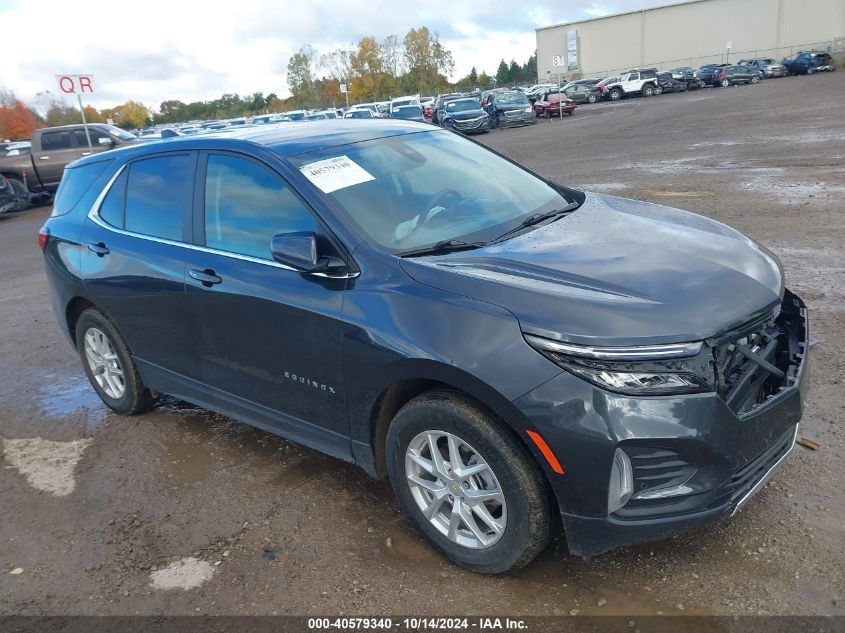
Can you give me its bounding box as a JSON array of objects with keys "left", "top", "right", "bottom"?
[
  {"left": 270, "top": 232, "right": 345, "bottom": 275},
  {"left": 98, "top": 137, "right": 114, "bottom": 146}
]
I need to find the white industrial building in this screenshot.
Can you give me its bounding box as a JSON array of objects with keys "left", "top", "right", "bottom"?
[{"left": 536, "top": 0, "right": 845, "bottom": 82}]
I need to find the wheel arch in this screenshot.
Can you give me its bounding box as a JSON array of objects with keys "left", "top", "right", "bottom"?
[
  {"left": 360, "top": 360, "right": 558, "bottom": 518},
  {"left": 65, "top": 296, "right": 98, "bottom": 347}
]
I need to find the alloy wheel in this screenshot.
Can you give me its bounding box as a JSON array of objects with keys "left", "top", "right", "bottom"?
[
  {"left": 83, "top": 327, "right": 126, "bottom": 399},
  {"left": 405, "top": 430, "right": 507, "bottom": 549}
]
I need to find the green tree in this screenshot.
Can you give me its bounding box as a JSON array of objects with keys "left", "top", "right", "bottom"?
[
  {"left": 108, "top": 100, "right": 151, "bottom": 130},
  {"left": 403, "top": 27, "right": 454, "bottom": 95},
  {"left": 469, "top": 66, "right": 478, "bottom": 87},
  {"left": 522, "top": 53, "right": 537, "bottom": 83},
  {"left": 320, "top": 47, "right": 353, "bottom": 84},
  {"left": 349, "top": 36, "right": 396, "bottom": 101},
  {"left": 495, "top": 60, "right": 509, "bottom": 86},
  {"left": 478, "top": 71, "right": 492, "bottom": 88},
  {"left": 508, "top": 60, "right": 520, "bottom": 85},
  {"left": 287, "top": 45, "right": 317, "bottom": 108}
]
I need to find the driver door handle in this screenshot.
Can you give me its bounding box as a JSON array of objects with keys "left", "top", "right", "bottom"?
[{"left": 189, "top": 268, "right": 222, "bottom": 286}]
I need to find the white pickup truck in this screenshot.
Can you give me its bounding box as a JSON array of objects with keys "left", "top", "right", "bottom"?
[{"left": 603, "top": 68, "right": 659, "bottom": 101}]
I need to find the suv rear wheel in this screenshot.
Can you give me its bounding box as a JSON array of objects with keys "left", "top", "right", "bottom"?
[
  {"left": 642, "top": 84, "right": 655, "bottom": 96},
  {"left": 720, "top": 77, "right": 730, "bottom": 87},
  {"left": 76, "top": 308, "right": 155, "bottom": 415},
  {"left": 386, "top": 390, "right": 551, "bottom": 573}
]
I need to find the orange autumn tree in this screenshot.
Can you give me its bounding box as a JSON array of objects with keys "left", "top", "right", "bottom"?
[{"left": 0, "top": 99, "right": 43, "bottom": 140}]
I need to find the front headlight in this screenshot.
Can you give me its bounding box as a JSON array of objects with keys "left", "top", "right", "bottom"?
[
  {"left": 524, "top": 333, "right": 710, "bottom": 396},
  {"left": 524, "top": 107, "right": 532, "bottom": 113}
]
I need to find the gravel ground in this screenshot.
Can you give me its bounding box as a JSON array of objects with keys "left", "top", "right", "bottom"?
[{"left": 0, "top": 71, "right": 843, "bottom": 618}]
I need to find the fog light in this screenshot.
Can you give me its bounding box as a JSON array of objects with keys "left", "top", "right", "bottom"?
[{"left": 608, "top": 448, "right": 633, "bottom": 514}]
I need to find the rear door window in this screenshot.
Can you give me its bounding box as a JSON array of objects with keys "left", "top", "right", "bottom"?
[
  {"left": 124, "top": 154, "right": 194, "bottom": 241},
  {"left": 203, "top": 154, "right": 318, "bottom": 260},
  {"left": 41, "top": 131, "right": 73, "bottom": 151}
]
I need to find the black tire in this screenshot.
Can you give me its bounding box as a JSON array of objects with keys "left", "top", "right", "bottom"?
[
  {"left": 75, "top": 308, "right": 155, "bottom": 415},
  {"left": 654, "top": 85, "right": 663, "bottom": 95},
  {"left": 5, "top": 177, "right": 31, "bottom": 212},
  {"left": 608, "top": 88, "right": 622, "bottom": 101},
  {"left": 587, "top": 93, "right": 597, "bottom": 103},
  {"left": 642, "top": 84, "right": 655, "bottom": 97},
  {"left": 751, "top": 75, "right": 760, "bottom": 84},
  {"left": 720, "top": 78, "right": 730, "bottom": 87},
  {"left": 386, "top": 389, "right": 552, "bottom": 574}
]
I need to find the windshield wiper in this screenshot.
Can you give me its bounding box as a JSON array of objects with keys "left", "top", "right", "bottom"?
[
  {"left": 490, "top": 201, "right": 580, "bottom": 243},
  {"left": 397, "top": 239, "right": 487, "bottom": 258}
]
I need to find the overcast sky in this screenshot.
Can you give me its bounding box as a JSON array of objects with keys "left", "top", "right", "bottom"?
[{"left": 1, "top": 0, "right": 675, "bottom": 111}]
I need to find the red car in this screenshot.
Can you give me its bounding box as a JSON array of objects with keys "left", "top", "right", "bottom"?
[{"left": 533, "top": 92, "right": 577, "bottom": 118}]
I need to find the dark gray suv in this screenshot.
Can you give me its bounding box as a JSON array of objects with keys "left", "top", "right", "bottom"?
[{"left": 40, "top": 121, "right": 809, "bottom": 573}]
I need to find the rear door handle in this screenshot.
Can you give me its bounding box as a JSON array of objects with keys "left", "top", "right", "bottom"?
[
  {"left": 87, "top": 242, "right": 109, "bottom": 256},
  {"left": 189, "top": 268, "right": 222, "bottom": 286},
  {"left": 39, "top": 156, "right": 50, "bottom": 160}
]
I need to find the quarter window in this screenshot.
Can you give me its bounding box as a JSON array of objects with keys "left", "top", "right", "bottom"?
[
  {"left": 124, "top": 154, "right": 193, "bottom": 241},
  {"left": 204, "top": 154, "right": 318, "bottom": 260},
  {"left": 99, "top": 168, "right": 127, "bottom": 228}
]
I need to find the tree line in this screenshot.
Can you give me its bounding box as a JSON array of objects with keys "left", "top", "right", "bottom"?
[{"left": 1, "top": 26, "right": 540, "bottom": 141}]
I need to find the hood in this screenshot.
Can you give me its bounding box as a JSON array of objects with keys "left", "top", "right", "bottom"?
[
  {"left": 445, "top": 109, "right": 487, "bottom": 120},
  {"left": 400, "top": 194, "right": 783, "bottom": 346}
]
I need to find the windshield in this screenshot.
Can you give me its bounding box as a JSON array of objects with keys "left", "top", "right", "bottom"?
[
  {"left": 445, "top": 99, "right": 480, "bottom": 112},
  {"left": 346, "top": 110, "right": 372, "bottom": 118},
  {"left": 392, "top": 106, "right": 423, "bottom": 119},
  {"left": 497, "top": 93, "right": 528, "bottom": 105},
  {"left": 290, "top": 130, "right": 567, "bottom": 253},
  {"left": 97, "top": 125, "right": 136, "bottom": 141}
]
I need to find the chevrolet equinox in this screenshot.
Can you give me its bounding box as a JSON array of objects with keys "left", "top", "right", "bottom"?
[{"left": 41, "top": 121, "right": 809, "bottom": 573}]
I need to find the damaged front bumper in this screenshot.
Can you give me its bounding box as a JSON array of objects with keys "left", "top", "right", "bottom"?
[{"left": 505, "top": 290, "right": 809, "bottom": 556}]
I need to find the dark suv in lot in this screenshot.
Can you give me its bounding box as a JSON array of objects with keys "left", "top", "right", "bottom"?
[{"left": 41, "top": 121, "right": 809, "bottom": 573}]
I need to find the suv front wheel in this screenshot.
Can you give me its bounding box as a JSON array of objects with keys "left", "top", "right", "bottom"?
[
  {"left": 386, "top": 390, "right": 551, "bottom": 573},
  {"left": 608, "top": 88, "right": 622, "bottom": 101}
]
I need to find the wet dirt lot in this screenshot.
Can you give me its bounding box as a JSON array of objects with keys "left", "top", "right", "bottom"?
[{"left": 1, "top": 72, "right": 843, "bottom": 617}]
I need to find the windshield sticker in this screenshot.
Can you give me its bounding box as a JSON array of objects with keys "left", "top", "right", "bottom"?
[{"left": 300, "top": 156, "right": 375, "bottom": 193}]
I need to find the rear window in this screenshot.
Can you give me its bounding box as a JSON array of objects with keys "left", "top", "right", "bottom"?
[
  {"left": 124, "top": 154, "right": 194, "bottom": 241},
  {"left": 50, "top": 159, "right": 113, "bottom": 217}
]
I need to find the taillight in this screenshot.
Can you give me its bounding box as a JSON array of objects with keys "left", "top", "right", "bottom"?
[{"left": 38, "top": 227, "right": 50, "bottom": 252}]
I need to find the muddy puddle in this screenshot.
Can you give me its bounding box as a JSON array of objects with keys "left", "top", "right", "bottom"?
[{"left": 36, "top": 374, "right": 108, "bottom": 424}]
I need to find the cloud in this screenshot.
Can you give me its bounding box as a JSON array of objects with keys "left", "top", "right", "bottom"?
[{"left": 0, "top": 0, "right": 677, "bottom": 109}]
